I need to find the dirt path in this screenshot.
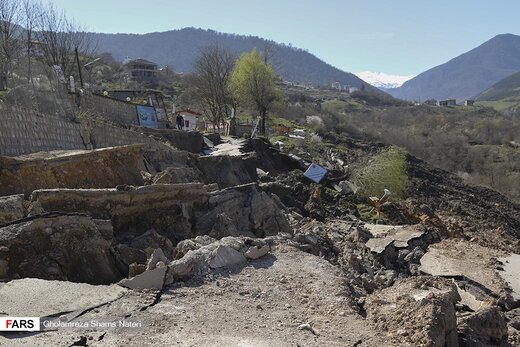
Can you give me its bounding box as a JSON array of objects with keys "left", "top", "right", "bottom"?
[{"left": 2, "top": 245, "right": 386, "bottom": 347}]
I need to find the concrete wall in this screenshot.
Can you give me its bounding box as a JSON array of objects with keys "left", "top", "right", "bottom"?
[
  {"left": 0, "top": 104, "right": 162, "bottom": 157},
  {"left": 0, "top": 106, "right": 86, "bottom": 156},
  {"left": 78, "top": 92, "right": 139, "bottom": 126}
]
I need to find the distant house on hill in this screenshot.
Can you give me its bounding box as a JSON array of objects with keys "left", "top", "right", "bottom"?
[
  {"left": 331, "top": 82, "right": 341, "bottom": 90},
  {"left": 423, "top": 99, "right": 438, "bottom": 106},
  {"left": 27, "top": 40, "right": 46, "bottom": 57},
  {"left": 125, "top": 58, "right": 158, "bottom": 82},
  {"left": 175, "top": 109, "right": 201, "bottom": 131},
  {"left": 439, "top": 99, "right": 457, "bottom": 106},
  {"left": 464, "top": 99, "right": 475, "bottom": 106}
]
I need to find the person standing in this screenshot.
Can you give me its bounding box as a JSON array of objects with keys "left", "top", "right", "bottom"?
[{"left": 176, "top": 113, "right": 184, "bottom": 130}]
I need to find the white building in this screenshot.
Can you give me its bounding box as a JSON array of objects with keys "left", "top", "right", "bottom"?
[{"left": 175, "top": 109, "right": 201, "bottom": 131}]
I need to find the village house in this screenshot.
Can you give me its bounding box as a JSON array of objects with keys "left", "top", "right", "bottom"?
[
  {"left": 439, "top": 99, "right": 457, "bottom": 106},
  {"left": 175, "top": 109, "right": 201, "bottom": 131},
  {"left": 124, "top": 58, "right": 158, "bottom": 82},
  {"left": 27, "top": 40, "right": 46, "bottom": 57}
]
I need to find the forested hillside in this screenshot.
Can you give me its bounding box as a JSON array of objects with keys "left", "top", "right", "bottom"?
[{"left": 90, "top": 28, "right": 374, "bottom": 89}]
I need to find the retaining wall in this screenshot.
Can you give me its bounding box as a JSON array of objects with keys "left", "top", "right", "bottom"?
[{"left": 0, "top": 104, "right": 160, "bottom": 156}]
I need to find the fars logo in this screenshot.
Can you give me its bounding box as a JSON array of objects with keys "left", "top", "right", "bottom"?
[{"left": 0, "top": 317, "right": 40, "bottom": 331}]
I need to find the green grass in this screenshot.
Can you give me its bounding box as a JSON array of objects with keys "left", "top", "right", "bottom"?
[
  {"left": 476, "top": 99, "right": 520, "bottom": 112},
  {"left": 351, "top": 146, "right": 409, "bottom": 200}
]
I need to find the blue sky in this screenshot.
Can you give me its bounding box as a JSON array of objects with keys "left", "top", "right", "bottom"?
[{"left": 50, "top": 0, "right": 520, "bottom": 76}]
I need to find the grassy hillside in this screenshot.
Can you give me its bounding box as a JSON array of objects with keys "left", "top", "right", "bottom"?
[
  {"left": 476, "top": 70, "right": 520, "bottom": 115},
  {"left": 262, "top": 85, "right": 520, "bottom": 202}
]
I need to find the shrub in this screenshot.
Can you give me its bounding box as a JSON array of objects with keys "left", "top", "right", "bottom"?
[{"left": 351, "top": 146, "right": 409, "bottom": 199}]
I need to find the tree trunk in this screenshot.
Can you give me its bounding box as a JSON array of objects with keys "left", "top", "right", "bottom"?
[
  {"left": 0, "top": 74, "right": 7, "bottom": 91},
  {"left": 260, "top": 110, "right": 267, "bottom": 136}
]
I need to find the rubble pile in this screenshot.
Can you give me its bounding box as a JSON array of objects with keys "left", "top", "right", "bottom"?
[{"left": 0, "top": 133, "right": 519, "bottom": 346}]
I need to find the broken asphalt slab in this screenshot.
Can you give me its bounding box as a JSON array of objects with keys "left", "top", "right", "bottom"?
[
  {"left": 0, "top": 278, "right": 127, "bottom": 318},
  {"left": 498, "top": 253, "right": 520, "bottom": 301},
  {"left": 419, "top": 240, "right": 513, "bottom": 299},
  {"left": 364, "top": 224, "right": 429, "bottom": 254}
]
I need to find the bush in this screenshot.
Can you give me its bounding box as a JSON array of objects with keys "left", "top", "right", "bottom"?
[{"left": 351, "top": 146, "right": 409, "bottom": 199}]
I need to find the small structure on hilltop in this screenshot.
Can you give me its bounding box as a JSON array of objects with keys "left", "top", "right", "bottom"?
[
  {"left": 439, "top": 99, "right": 457, "bottom": 106},
  {"left": 27, "top": 40, "right": 47, "bottom": 57},
  {"left": 125, "top": 58, "right": 158, "bottom": 82},
  {"left": 464, "top": 99, "right": 475, "bottom": 106},
  {"left": 174, "top": 109, "right": 201, "bottom": 131}
]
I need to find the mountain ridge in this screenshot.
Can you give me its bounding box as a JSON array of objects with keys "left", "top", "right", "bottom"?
[
  {"left": 387, "top": 33, "right": 520, "bottom": 102},
  {"left": 89, "top": 27, "right": 375, "bottom": 90}
]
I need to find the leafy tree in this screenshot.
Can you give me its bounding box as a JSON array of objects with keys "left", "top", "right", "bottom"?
[{"left": 228, "top": 49, "right": 281, "bottom": 135}]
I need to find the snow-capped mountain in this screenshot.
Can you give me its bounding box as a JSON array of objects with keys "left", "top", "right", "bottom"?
[{"left": 355, "top": 71, "right": 415, "bottom": 90}]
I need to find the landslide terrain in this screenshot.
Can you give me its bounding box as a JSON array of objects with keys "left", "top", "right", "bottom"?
[{"left": 0, "top": 131, "right": 519, "bottom": 346}]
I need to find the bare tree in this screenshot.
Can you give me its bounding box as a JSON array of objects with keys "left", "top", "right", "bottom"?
[
  {"left": 262, "top": 41, "right": 278, "bottom": 66},
  {"left": 22, "top": 0, "right": 42, "bottom": 85},
  {"left": 35, "top": 3, "right": 94, "bottom": 79},
  {"left": 193, "top": 45, "right": 235, "bottom": 130},
  {"left": 0, "top": 0, "right": 21, "bottom": 90}
]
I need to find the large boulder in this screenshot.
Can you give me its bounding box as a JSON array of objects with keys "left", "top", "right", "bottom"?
[
  {"left": 365, "top": 276, "right": 460, "bottom": 347},
  {"left": 0, "top": 215, "right": 123, "bottom": 284},
  {"left": 166, "top": 236, "right": 262, "bottom": 284},
  {"left": 458, "top": 306, "right": 508, "bottom": 346},
  {"left": 0, "top": 194, "right": 25, "bottom": 224},
  {"left": 193, "top": 183, "right": 292, "bottom": 239}
]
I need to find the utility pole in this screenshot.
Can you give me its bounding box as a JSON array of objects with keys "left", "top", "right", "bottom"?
[{"left": 75, "top": 47, "right": 84, "bottom": 89}]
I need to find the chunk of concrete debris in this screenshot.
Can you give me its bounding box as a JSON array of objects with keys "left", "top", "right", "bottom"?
[
  {"left": 0, "top": 215, "right": 122, "bottom": 284},
  {"left": 497, "top": 253, "right": 520, "bottom": 301},
  {"left": 130, "top": 229, "right": 175, "bottom": 259},
  {"left": 167, "top": 249, "right": 207, "bottom": 282},
  {"left": 173, "top": 235, "right": 217, "bottom": 259},
  {"left": 364, "top": 224, "right": 428, "bottom": 252},
  {"left": 209, "top": 245, "right": 247, "bottom": 269},
  {"left": 0, "top": 278, "right": 127, "bottom": 317},
  {"left": 119, "top": 264, "right": 167, "bottom": 290},
  {"left": 119, "top": 247, "right": 171, "bottom": 290},
  {"left": 456, "top": 283, "right": 491, "bottom": 312},
  {"left": 245, "top": 245, "right": 270, "bottom": 260},
  {"left": 0, "top": 194, "right": 25, "bottom": 224},
  {"left": 365, "top": 237, "right": 394, "bottom": 254},
  {"left": 420, "top": 240, "right": 508, "bottom": 297},
  {"left": 365, "top": 277, "right": 460, "bottom": 347},
  {"left": 458, "top": 306, "right": 508, "bottom": 346},
  {"left": 166, "top": 237, "right": 266, "bottom": 284},
  {"left": 146, "top": 248, "right": 169, "bottom": 271}
]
